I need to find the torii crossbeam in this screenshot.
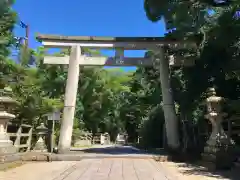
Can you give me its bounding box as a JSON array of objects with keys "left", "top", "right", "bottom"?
[{"left": 38, "top": 34, "right": 195, "bottom": 67}]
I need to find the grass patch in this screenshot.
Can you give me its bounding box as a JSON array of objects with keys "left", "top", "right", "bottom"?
[
  {"left": 0, "top": 161, "right": 25, "bottom": 171},
  {"left": 72, "top": 145, "right": 92, "bottom": 148}
]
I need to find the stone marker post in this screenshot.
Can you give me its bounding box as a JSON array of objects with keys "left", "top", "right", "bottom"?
[{"left": 46, "top": 109, "right": 60, "bottom": 153}]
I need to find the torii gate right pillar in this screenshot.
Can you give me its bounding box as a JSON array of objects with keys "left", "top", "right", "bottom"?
[{"left": 157, "top": 47, "right": 180, "bottom": 150}]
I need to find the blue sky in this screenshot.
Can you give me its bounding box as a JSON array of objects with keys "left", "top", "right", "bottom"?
[{"left": 13, "top": 0, "right": 166, "bottom": 71}]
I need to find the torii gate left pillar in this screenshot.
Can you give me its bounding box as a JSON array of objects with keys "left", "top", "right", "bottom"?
[{"left": 58, "top": 46, "right": 81, "bottom": 153}]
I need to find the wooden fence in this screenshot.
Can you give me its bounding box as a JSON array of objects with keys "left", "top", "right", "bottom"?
[
  {"left": 92, "top": 134, "right": 101, "bottom": 144},
  {"left": 73, "top": 133, "right": 92, "bottom": 146},
  {"left": 73, "top": 132, "right": 111, "bottom": 146},
  {"left": 7, "top": 123, "right": 33, "bottom": 152}
]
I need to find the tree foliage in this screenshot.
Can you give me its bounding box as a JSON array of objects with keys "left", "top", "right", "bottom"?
[{"left": 141, "top": 0, "right": 240, "bottom": 151}]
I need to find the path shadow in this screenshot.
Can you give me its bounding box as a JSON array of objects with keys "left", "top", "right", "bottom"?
[
  {"left": 174, "top": 162, "right": 240, "bottom": 180},
  {"left": 71, "top": 145, "right": 162, "bottom": 155}
]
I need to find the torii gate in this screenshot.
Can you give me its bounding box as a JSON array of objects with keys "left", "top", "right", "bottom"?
[{"left": 37, "top": 34, "right": 195, "bottom": 153}]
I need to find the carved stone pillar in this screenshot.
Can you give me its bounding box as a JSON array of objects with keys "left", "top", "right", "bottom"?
[{"left": 202, "top": 88, "right": 235, "bottom": 169}]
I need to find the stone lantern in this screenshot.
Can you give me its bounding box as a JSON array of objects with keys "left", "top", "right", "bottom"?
[
  {"left": 202, "top": 87, "right": 235, "bottom": 169},
  {"left": 33, "top": 123, "right": 48, "bottom": 152},
  {"left": 0, "top": 87, "right": 17, "bottom": 154}
]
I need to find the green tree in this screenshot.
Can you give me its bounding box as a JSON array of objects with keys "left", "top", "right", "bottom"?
[
  {"left": 143, "top": 0, "right": 240, "bottom": 153},
  {"left": 0, "top": 0, "right": 17, "bottom": 88}
]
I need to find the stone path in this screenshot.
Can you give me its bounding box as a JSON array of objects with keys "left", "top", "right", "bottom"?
[
  {"left": 0, "top": 159, "right": 173, "bottom": 180},
  {"left": 1, "top": 143, "right": 236, "bottom": 180}
]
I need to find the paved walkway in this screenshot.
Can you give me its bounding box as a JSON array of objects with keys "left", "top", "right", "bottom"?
[
  {"left": 0, "top": 146, "right": 175, "bottom": 180},
  {"left": 2, "top": 145, "right": 235, "bottom": 180},
  {"left": 0, "top": 159, "right": 172, "bottom": 180}
]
